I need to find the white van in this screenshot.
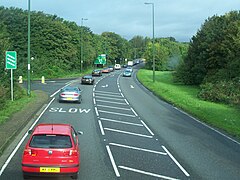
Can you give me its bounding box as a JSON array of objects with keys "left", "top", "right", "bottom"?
[{"left": 114, "top": 64, "right": 121, "bottom": 70}]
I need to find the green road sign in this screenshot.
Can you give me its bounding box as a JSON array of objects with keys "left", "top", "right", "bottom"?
[
  {"left": 94, "top": 54, "right": 106, "bottom": 65},
  {"left": 6, "top": 51, "right": 17, "bottom": 69}
]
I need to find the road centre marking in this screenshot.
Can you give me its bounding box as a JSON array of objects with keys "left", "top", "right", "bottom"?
[
  {"left": 118, "top": 166, "right": 179, "bottom": 180},
  {"left": 98, "top": 110, "right": 136, "bottom": 117},
  {"left": 96, "top": 99, "right": 127, "bottom": 105},
  {"left": 104, "top": 128, "right": 153, "bottom": 138},
  {"left": 124, "top": 99, "right": 129, "bottom": 105},
  {"left": 130, "top": 108, "right": 138, "bottom": 116},
  {"left": 95, "top": 96, "right": 125, "bottom": 101},
  {"left": 98, "top": 120, "right": 105, "bottom": 135},
  {"left": 141, "top": 120, "right": 154, "bottom": 136},
  {"left": 97, "top": 104, "right": 131, "bottom": 111},
  {"left": 106, "top": 145, "right": 120, "bottom": 177},
  {"left": 109, "top": 143, "right": 167, "bottom": 155},
  {"left": 95, "top": 90, "right": 120, "bottom": 95},
  {"left": 100, "top": 117, "right": 143, "bottom": 126},
  {"left": 162, "top": 146, "right": 190, "bottom": 177},
  {"left": 95, "top": 92, "right": 122, "bottom": 98},
  {"left": 95, "top": 107, "right": 99, "bottom": 116}
]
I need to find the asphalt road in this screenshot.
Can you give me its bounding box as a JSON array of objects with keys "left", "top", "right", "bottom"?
[{"left": 0, "top": 65, "right": 240, "bottom": 180}]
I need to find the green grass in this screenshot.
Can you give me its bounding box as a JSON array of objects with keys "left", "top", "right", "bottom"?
[
  {"left": 137, "top": 69, "right": 240, "bottom": 139},
  {"left": 0, "top": 93, "right": 36, "bottom": 124}
]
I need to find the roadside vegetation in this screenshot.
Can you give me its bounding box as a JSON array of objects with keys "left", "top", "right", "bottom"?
[{"left": 137, "top": 70, "right": 240, "bottom": 139}]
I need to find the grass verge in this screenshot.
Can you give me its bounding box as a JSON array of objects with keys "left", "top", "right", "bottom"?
[
  {"left": 0, "top": 92, "right": 36, "bottom": 125},
  {"left": 137, "top": 69, "right": 240, "bottom": 139}
]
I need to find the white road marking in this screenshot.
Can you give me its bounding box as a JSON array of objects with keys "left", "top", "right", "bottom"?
[
  {"left": 141, "top": 120, "right": 154, "bottom": 136},
  {"left": 95, "top": 93, "right": 122, "bottom": 98},
  {"left": 130, "top": 108, "right": 138, "bottom": 116},
  {"left": 95, "top": 96, "right": 125, "bottom": 101},
  {"left": 50, "top": 81, "right": 73, "bottom": 97},
  {"left": 130, "top": 85, "right": 134, "bottom": 88},
  {"left": 95, "top": 90, "right": 120, "bottom": 95},
  {"left": 0, "top": 98, "right": 55, "bottom": 176},
  {"left": 98, "top": 120, "right": 105, "bottom": 135},
  {"left": 93, "top": 98, "right": 96, "bottom": 105},
  {"left": 109, "top": 143, "right": 167, "bottom": 155},
  {"left": 101, "top": 84, "right": 109, "bottom": 88},
  {"left": 95, "top": 107, "right": 99, "bottom": 116},
  {"left": 162, "top": 146, "right": 190, "bottom": 177},
  {"left": 124, "top": 99, "right": 129, "bottom": 105},
  {"left": 118, "top": 166, "right": 179, "bottom": 180},
  {"left": 97, "top": 104, "right": 131, "bottom": 111},
  {"left": 96, "top": 99, "right": 127, "bottom": 105},
  {"left": 106, "top": 145, "right": 120, "bottom": 177},
  {"left": 100, "top": 117, "right": 143, "bottom": 126},
  {"left": 93, "top": 92, "right": 95, "bottom": 97},
  {"left": 120, "top": 93, "right": 124, "bottom": 97},
  {"left": 98, "top": 110, "right": 136, "bottom": 117},
  {"left": 104, "top": 128, "right": 153, "bottom": 138}
]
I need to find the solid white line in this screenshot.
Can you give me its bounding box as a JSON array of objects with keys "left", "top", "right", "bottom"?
[
  {"left": 162, "top": 146, "right": 190, "bottom": 177},
  {"left": 100, "top": 117, "right": 143, "bottom": 126},
  {"left": 120, "top": 93, "right": 124, "bottom": 97},
  {"left": 130, "top": 108, "right": 138, "bottom": 116},
  {"left": 96, "top": 99, "right": 127, "bottom": 105},
  {"left": 109, "top": 143, "right": 167, "bottom": 155},
  {"left": 97, "top": 104, "right": 131, "bottom": 111},
  {"left": 98, "top": 110, "right": 136, "bottom": 117},
  {"left": 95, "top": 90, "right": 120, "bottom": 95},
  {"left": 93, "top": 98, "right": 96, "bottom": 105},
  {"left": 95, "top": 93, "right": 122, "bottom": 98},
  {"left": 141, "top": 120, "right": 154, "bottom": 136},
  {"left": 106, "top": 145, "right": 120, "bottom": 177},
  {"left": 95, "top": 96, "right": 124, "bottom": 101},
  {"left": 95, "top": 107, "right": 99, "bottom": 116},
  {"left": 118, "top": 166, "right": 179, "bottom": 180},
  {"left": 98, "top": 120, "right": 105, "bottom": 135},
  {"left": 50, "top": 82, "right": 72, "bottom": 97},
  {"left": 0, "top": 98, "right": 55, "bottom": 176},
  {"left": 104, "top": 128, "right": 153, "bottom": 138},
  {"left": 124, "top": 99, "right": 129, "bottom": 105}
]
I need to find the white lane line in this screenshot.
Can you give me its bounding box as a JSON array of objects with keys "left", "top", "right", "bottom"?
[
  {"left": 97, "top": 104, "right": 131, "bottom": 111},
  {"left": 95, "top": 107, "right": 99, "bottom": 116},
  {"left": 98, "top": 120, "right": 105, "bottom": 135},
  {"left": 120, "top": 93, "right": 124, "bottom": 97},
  {"left": 93, "top": 92, "right": 95, "bottom": 97},
  {"left": 109, "top": 143, "right": 167, "bottom": 155},
  {"left": 124, "top": 99, "right": 129, "bottom": 105},
  {"left": 106, "top": 145, "right": 120, "bottom": 177},
  {"left": 93, "top": 98, "right": 96, "bottom": 105},
  {"left": 96, "top": 99, "right": 128, "bottom": 105},
  {"left": 95, "top": 90, "right": 120, "bottom": 95},
  {"left": 100, "top": 117, "right": 143, "bottom": 127},
  {"left": 0, "top": 98, "right": 55, "bottom": 176},
  {"left": 50, "top": 81, "right": 72, "bottom": 97},
  {"left": 98, "top": 110, "right": 136, "bottom": 117},
  {"left": 95, "top": 93, "right": 122, "bottom": 98},
  {"left": 104, "top": 128, "right": 153, "bottom": 138},
  {"left": 141, "top": 120, "right": 154, "bottom": 136},
  {"left": 162, "top": 146, "right": 190, "bottom": 177},
  {"left": 130, "top": 108, "right": 138, "bottom": 116},
  {"left": 95, "top": 96, "right": 125, "bottom": 101},
  {"left": 118, "top": 166, "right": 179, "bottom": 180}
]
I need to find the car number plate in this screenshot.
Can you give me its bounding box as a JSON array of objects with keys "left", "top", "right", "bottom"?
[
  {"left": 40, "top": 167, "right": 60, "bottom": 173},
  {"left": 67, "top": 97, "right": 73, "bottom": 100}
]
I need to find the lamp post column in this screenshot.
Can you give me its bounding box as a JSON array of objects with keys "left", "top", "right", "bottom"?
[{"left": 27, "top": 0, "right": 31, "bottom": 95}]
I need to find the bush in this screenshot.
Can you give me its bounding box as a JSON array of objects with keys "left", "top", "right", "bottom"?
[
  {"left": 199, "top": 78, "right": 240, "bottom": 105},
  {"left": 0, "top": 85, "right": 7, "bottom": 109}
]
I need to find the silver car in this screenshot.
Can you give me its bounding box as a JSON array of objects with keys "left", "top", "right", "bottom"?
[{"left": 59, "top": 86, "right": 82, "bottom": 103}]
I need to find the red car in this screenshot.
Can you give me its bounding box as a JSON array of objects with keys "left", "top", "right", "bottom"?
[{"left": 22, "top": 124, "right": 81, "bottom": 179}]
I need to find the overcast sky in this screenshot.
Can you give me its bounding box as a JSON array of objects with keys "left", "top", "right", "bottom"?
[{"left": 1, "top": 0, "right": 239, "bottom": 42}]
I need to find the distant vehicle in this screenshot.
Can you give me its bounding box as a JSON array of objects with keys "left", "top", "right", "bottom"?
[
  {"left": 92, "top": 69, "right": 102, "bottom": 76},
  {"left": 127, "top": 61, "right": 133, "bottom": 67},
  {"left": 58, "top": 86, "right": 82, "bottom": 103},
  {"left": 123, "top": 69, "right": 132, "bottom": 77},
  {"left": 126, "top": 66, "right": 133, "bottom": 72},
  {"left": 22, "top": 123, "right": 82, "bottom": 179},
  {"left": 108, "top": 65, "right": 114, "bottom": 72},
  {"left": 102, "top": 67, "right": 110, "bottom": 73},
  {"left": 123, "top": 64, "right": 128, "bottom": 68},
  {"left": 81, "top": 75, "right": 95, "bottom": 85},
  {"left": 114, "top": 64, "right": 121, "bottom": 70}
]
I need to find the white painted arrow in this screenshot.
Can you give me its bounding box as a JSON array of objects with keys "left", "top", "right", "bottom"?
[{"left": 130, "top": 85, "right": 134, "bottom": 88}]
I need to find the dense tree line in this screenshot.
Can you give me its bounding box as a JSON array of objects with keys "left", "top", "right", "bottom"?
[
  {"left": 175, "top": 11, "right": 240, "bottom": 105},
  {"left": 0, "top": 6, "right": 187, "bottom": 108}
]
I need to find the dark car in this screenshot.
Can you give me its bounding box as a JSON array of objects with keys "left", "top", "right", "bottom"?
[
  {"left": 81, "top": 75, "right": 95, "bottom": 85},
  {"left": 22, "top": 124, "right": 82, "bottom": 179},
  {"left": 92, "top": 69, "right": 102, "bottom": 76},
  {"left": 59, "top": 86, "right": 82, "bottom": 103}
]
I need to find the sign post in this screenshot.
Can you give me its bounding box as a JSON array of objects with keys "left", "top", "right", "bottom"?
[{"left": 6, "top": 51, "right": 17, "bottom": 101}]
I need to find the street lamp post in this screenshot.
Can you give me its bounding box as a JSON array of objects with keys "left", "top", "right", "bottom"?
[
  {"left": 80, "top": 18, "right": 88, "bottom": 73},
  {"left": 144, "top": 2, "right": 155, "bottom": 82},
  {"left": 27, "top": 0, "right": 31, "bottom": 95}
]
